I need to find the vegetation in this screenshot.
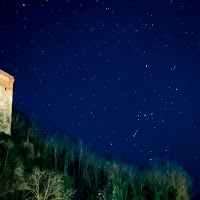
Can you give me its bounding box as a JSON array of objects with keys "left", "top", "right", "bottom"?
[{"left": 0, "top": 109, "right": 192, "bottom": 200}]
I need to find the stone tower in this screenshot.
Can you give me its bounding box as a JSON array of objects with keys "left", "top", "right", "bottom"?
[{"left": 0, "top": 70, "right": 14, "bottom": 135}]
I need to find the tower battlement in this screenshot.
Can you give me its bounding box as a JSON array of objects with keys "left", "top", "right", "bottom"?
[{"left": 0, "top": 70, "right": 14, "bottom": 135}]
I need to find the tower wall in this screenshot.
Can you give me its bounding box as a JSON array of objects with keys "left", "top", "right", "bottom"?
[{"left": 0, "top": 70, "right": 14, "bottom": 135}]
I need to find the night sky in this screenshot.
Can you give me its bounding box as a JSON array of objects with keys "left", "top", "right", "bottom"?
[{"left": 1, "top": 0, "right": 200, "bottom": 193}]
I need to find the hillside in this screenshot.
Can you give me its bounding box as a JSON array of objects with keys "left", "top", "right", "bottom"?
[{"left": 0, "top": 109, "right": 192, "bottom": 200}]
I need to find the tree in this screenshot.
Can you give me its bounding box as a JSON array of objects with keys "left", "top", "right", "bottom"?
[
  {"left": 20, "top": 168, "right": 75, "bottom": 200},
  {"left": 145, "top": 167, "right": 167, "bottom": 200},
  {"left": 144, "top": 160, "right": 192, "bottom": 200},
  {"left": 0, "top": 132, "right": 24, "bottom": 197},
  {"left": 165, "top": 161, "right": 192, "bottom": 200},
  {"left": 98, "top": 162, "right": 139, "bottom": 200}
]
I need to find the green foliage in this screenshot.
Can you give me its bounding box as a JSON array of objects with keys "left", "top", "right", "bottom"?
[
  {"left": 144, "top": 160, "right": 192, "bottom": 200},
  {"left": 11, "top": 109, "right": 40, "bottom": 146},
  {"left": 0, "top": 132, "right": 24, "bottom": 197},
  {"left": 0, "top": 110, "right": 193, "bottom": 200},
  {"left": 98, "top": 162, "right": 143, "bottom": 200}
]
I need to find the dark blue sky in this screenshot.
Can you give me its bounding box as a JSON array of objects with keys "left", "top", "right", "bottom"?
[{"left": 1, "top": 0, "right": 200, "bottom": 193}]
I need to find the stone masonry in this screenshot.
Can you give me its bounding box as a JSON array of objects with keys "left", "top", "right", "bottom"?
[{"left": 0, "top": 70, "right": 14, "bottom": 135}]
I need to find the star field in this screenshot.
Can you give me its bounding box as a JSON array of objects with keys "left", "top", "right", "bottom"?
[{"left": 1, "top": 0, "right": 200, "bottom": 192}]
